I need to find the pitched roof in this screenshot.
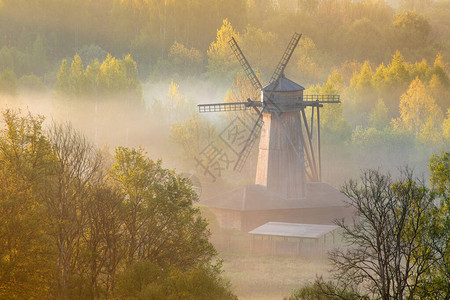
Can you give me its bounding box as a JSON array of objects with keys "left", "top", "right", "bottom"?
[
  {"left": 263, "top": 77, "right": 305, "bottom": 92},
  {"left": 200, "top": 182, "right": 349, "bottom": 211}
]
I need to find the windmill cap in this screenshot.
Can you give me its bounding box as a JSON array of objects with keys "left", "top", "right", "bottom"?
[{"left": 263, "top": 77, "right": 305, "bottom": 92}]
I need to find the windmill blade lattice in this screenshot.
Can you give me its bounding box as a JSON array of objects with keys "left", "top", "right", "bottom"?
[
  {"left": 198, "top": 101, "right": 259, "bottom": 113},
  {"left": 269, "top": 33, "right": 301, "bottom": 84},
  {"left": 229, "top": 37, "right": 262, "bottom": 92},
  {"left": 233, "top": 110, "right": 264, "bottom": 172}
]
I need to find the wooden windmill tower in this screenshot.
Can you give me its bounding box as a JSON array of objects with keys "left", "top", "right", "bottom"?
[{"left": 199, "top": 33, "right": 340, "bottom": 201}]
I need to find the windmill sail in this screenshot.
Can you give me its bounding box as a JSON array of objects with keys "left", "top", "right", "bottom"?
[
  {"left": 198, "top": 101, "right": 260, "bottom": 113},
  {"left": 233, "top": 110, "right": 264, "bottom": 171},
  {"left": 229, "top": 37, "right": 262, "bottom": 92},
  {"left": 269, "top": 33, "right": 301, "bottom": 84}
]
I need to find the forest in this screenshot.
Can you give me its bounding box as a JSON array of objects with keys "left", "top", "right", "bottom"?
[
  {"left": 0, "top": 0, "right": 449, "bottom": 299},
  {"left": 0, "top": 0, "right": 448, "bottom": 183}
]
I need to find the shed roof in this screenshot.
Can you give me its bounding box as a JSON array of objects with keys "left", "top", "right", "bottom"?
[
  {"left": 249, "top": 222, "right": 338, "bottom": 239},
  {"left": 200, "top": 182, "right": 349, "bottom": 211},
  {"left": 263, "top": 77, "right": 305, "bottom": 92}
]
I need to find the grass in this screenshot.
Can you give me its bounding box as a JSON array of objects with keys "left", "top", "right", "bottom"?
[{"left": 219, "top": 251, "right": 331, "bottom": 300}]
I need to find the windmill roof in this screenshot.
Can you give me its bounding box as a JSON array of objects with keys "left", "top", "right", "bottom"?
[
  {"left": 200, "top": 182, "right": 349, "bottom": 211},
  {"left": 263, "top": 77, "right": 305, "bottom": 92}
]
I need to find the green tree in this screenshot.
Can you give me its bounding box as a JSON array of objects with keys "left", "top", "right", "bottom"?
[
  {"left": 114, "top": 261, "right": 236, "bottom": 300},
  {"left": 169, "top": 115, "right": 216, "bottom": 168},
  {"left": 70, "top": 54, "right": 86, "bottom": 96},
  {"left": 392, "top": 11, "right": 431, "bottom": 56},
  {"left": 286, "top": 277, "right": 366, "bottom": 300},
  {"left": 241, "top": 25, "right": 276, "bottom": 76},
  {"left": 344, "top": 18, "right": 388, "bottom": 62},
  {"left": 386, "top": 51, "right": 410, "bottom": 90},
  {"left": 331, "top": 169, "right": 433, "bottom": 300},
  {"left": 31, "top": 35, "right": 48, "bottom": 75},
  {"left": 369, "top": 99, "right": 389, "bottom": 129},
  {"left": 168, "top": 41, "right": 203, "bottom": 77},
  {"left": 422, "top": 151, "right": 450, "bottom": 299},
  {"left": 55, "top": 58, "right": 71, "bottom": 97},
  {"left": 0, "top": 70, "right": 17, "bottom": 96},
  {"left": 108, "top": 146, "right": 217, "bottom": 268},
  {"left": 18, "top": 74, "right": 46, "bottom": 92}
]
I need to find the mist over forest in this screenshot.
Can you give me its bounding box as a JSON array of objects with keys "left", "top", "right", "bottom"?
[
  {"left": 0, "top": 0, "right": 449, "bottom": 299},
  {"left": 1, "top": 0, "right": 448, "bottom": 188}
]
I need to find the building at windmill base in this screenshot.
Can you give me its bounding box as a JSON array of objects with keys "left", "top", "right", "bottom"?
[{"left": 201, "top": 182, "right": 353, "bottom": 232}]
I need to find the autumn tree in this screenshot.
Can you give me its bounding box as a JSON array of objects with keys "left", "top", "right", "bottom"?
[
  {"left": 308, "top": 72, "right": 351, "bottom": 143},
  {"left": 443, "top": 109, "right": 450, "bottom": 142},
  {"left": 0, "top": 110, "right": 56, "bottom": 299},
  {"left": 207, "top": 18, "right": 240, "bottom": 82},
  {"left": 393, "top": 77, "right": 444, "bottom": 144}
]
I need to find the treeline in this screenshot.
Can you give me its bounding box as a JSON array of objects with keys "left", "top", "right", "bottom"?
[
  {"left": 0, "top": 0, "right": 448, "bottom": 183},
  {"left": 0, "top": 0, "right": 448, "bottom": 83},
  {"left": 0, "top": 110, "right": 235, "bottom": 299}
]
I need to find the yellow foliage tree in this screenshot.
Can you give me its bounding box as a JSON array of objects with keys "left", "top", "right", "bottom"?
[
  {"left": 206, "top": 18, "right": 240, "bottom": 81},
  {"left": 443, "top": 109, "right": 450, "bottom": 141},
  {"left": 393, "top": 77, "right": 444, "bottom": 143}
]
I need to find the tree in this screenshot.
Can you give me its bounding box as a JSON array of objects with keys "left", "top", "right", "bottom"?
[
  {"left": 114, "top": 261, "right": 236, "bottom": 300},
  {"left": 424, "top": 151, "right": 450, "bottom": 299},
  {"left": 46, "top": 122, "right": 102, "bottom": 299},
  {"left": 77, "top": 183, "right": 125, "bottom": 298},
  {"left": 165, "top": 80, "right": 195, "bottom": 124},
  {"left": 393, "top": 77, "right": 444, "bottom": 144},
  {"left": 31, "top": 35, "right": 48, "bottom": 75},
  {"left": 207, "top": 18, "right": 240, "bottom": 81},
  {"left": 344, "top": 18, "right": 388, "bottom": 63},
  {"left": 168, "top": 41, "right": 203, "bottom": 77},
  {"left": 0, "top": 70, "right": 17, "bottom": 96},
  {"left": 224, "top": 71, "right": 261, "bottom": 121},
  {"left": 169, "top": 115, "right": 216, "bottom": 168},
  {"left": 241, "top": 25, "right": 276, "bottom": 76},
  {"left": 432, "top": 54, "right": 450, "bottom": 87},
  {"left": 286, "top": 277, "right": 367, "bottom": 300},
  {"left": 330, "top": 169, "right": 434, "bottom": 299},
  {"left": 369, "top": 99, "right": 389, "bottom": 129},
  {"left": 308, "top": 72, "right": 351, "bottom": 143},
  {"left": 107, "top": 146, "right": 235, "bottom": 297},
  {"left": 392, "top": 11, "right": 431, "bottom": 57},
  {"left": 443, "top": 109, "right": 450, "bottom": 142},
  {"left": 108, "top": 146, "right": 217, "bottom": 268},
  {"left": 0, "top": 109, "right": 55, "bottom": 299},
  {"left": 55, "top": 59, "right": 71, "bottom": 97}
]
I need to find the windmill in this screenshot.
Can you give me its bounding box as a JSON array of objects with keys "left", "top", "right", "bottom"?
[{"left": 198, "top": 33, "right": 340, "bottom": 201}]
